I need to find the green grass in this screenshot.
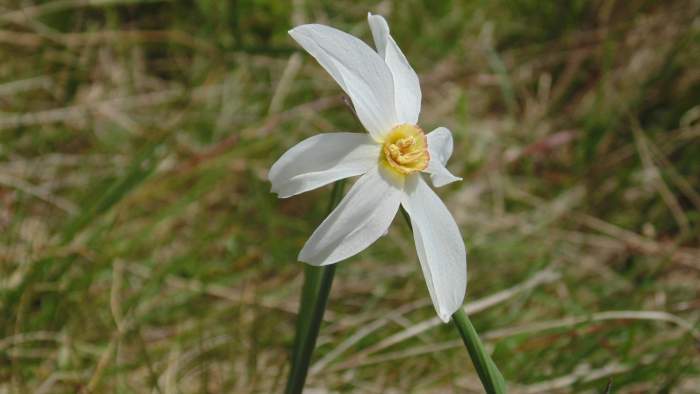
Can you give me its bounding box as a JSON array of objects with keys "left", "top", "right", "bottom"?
[{"left": 1, "top": 0, "right": 699, "bottom": 392}]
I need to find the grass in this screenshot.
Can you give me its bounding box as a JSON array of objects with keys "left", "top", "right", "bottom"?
[{"left": 1, "top": 0, "right": 699, "bottom": 392}]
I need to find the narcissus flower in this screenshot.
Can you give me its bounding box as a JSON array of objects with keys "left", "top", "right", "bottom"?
[{"left": 269, "top": 13, "right": 466, "bottom": 322}]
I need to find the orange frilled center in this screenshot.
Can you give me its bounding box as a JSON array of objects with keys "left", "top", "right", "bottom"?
[{"left": 380, "top": 124, "right": 429, "bottom": 176}]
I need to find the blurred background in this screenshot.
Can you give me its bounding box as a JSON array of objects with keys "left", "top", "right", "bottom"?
[{"left": 1, "top": 0, "right": 699, "bottom": 392}]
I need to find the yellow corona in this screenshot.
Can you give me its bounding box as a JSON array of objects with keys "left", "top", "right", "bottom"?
[{"left": 381, "top": 124, "right": 430, "bottom": 175}]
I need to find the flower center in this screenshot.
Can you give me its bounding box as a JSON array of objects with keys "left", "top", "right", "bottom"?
[{"left": 381, "top": 124, "right": 429, "bottom": 175}]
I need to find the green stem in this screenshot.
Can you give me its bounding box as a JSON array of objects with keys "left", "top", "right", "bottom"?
[
  {"left": 285, "top": 180, "right": 345, "bottom": 394},
  {"left": 286, "top": 265, "right": 335, "bottom": 394},
  {"left": 288, "top": 264, "right": 321, "bottom": 371},
  {"left": 452, "top": 309, "right": 507, "bottom": 394},
  {"left": 399, "top": 207, "right": 506, "bottom": 393}
]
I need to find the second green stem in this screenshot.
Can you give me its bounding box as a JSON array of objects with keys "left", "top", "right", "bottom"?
[{"left": 285, "top": 180, "right": 345, "bottom": 394}]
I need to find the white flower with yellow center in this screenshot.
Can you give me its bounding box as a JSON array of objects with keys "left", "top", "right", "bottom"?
[{"left": 269, "top": 13, "right": 465, "bottom": 322}]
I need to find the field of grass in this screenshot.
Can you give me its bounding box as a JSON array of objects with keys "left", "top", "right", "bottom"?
[{"left": 1, "top": 0, "right": 699, "bottom": 392}]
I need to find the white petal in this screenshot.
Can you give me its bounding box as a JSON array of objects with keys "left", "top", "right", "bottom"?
[
  {"left": 299, "top": 166, "right": 401, "bottom": 266},
  {"left": 367, "top": 13, "right": 389, "bottom": 58},
  {"left": 425, "top": 127, "right": 462, "bottom": 187},
  {"left": 402, "top": 175, "right": 466, "bottom": 322},
  {"left": 269, "top": 133, "right": 380, "bottom": 198},
  {"left": 368, "top": 13, "right": 421, "bottom": 125},
  {"left": 289, "top": 24, "right": 397, "bottom": 141}
]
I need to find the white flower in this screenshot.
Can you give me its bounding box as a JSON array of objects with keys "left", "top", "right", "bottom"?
[{"left": 269, "top": 13, "right": 466, "bottom": 322}]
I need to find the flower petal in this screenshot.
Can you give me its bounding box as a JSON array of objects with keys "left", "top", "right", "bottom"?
[
  {"left": 299, "top": 167, "right": 401, "bottom": 266},
  {"left": 289, "top": 24, "right": 397, "bottom": 141},
  {"left": 402, "top": 175, "right": 466, "bottom": 322},
  {"left": 269, "top": 132, "right": 380, "bottom": 198},
  {"left": 425, "top": 127, "right": 462, "bottom": 187},
  {"left": 368, "top": 13, "right": 421, "bottom": 125}
]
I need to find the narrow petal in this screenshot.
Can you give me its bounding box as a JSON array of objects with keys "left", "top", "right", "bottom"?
[
  {"left": 299, "top": 166, "right": 401, "bottom": 266},
  {"left": 368, "top": 13, "right": 421, "bottom": 125},
  {"left": 402, "top": 175, "right": 466, "bottom": 322},
  {"left": 424, "top": 127, "right": 462, "bottom": 187},
  {"left": 269, "top": 133, "right": 380, "bottom": 198},
  {"left": 289, "top": 24, "right": 397, "bottom": 141}
]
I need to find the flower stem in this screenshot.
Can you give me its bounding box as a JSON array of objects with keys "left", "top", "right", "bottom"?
[
  {"left": 399, "top": 207, "right": 507, "bottom": 393},
  {"left": 285, "top": 180, "right": 345, "bottom": 394},
  {"left": 452, "top": 309, "right": 507, "bottom": 394}
]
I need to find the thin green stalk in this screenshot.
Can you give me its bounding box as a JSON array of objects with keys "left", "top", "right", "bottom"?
[
  {"left": 286, "top": 265, "right": 336, "bottom": 394},
  {"left": 288, "top": 264, "right": 321, "bottom": 370},
  {"left": 286, "top": 180, "right": 345, "bottom": 394},
  {"left": 452, "top": 309, "right": 507, "bottom": 394},
  {"left": 399, "top": 207, "right": 506, "bottom": 393}
]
